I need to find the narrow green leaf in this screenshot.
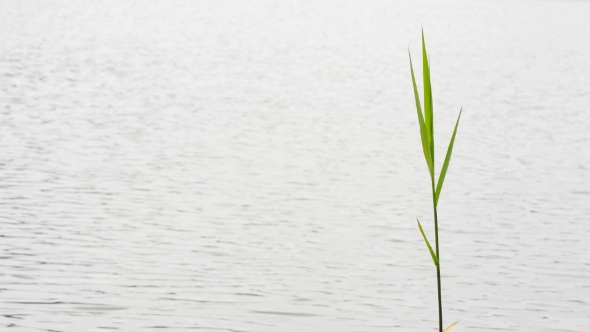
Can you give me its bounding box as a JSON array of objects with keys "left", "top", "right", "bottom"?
[
  {"left": 417, "top": 218, "right": 439, "bottom": 266},
  {"left": 422, "top": 29, "right": 434, "bottom": 163},
  {"left": 435, "top": 108, "right": 462, "bottom": 205},
  {"left": 409, "top": 52, "right": 434, "bottom": 179},
  {"left": 443, "top": 320, "right": 460, "bottom": 332}
]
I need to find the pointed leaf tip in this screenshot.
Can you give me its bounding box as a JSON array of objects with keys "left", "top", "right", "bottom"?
[
  {"left": 443, "top": 319, "right": 460, "bottom": 332},
  {"left": 417, "top": 218, "right": 439, "bottom": 266},
  {"left": 422, "top": 30, "right": 433, "bottom": 161},
  {"left": 434, "top": 108, "right": 462, "bottom": 205},
  {"left": 409, "top": 52, "right": 434, "bottom": 179}
]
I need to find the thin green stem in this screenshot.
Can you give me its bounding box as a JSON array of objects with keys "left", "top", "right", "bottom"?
[
  {"left": 436, "top": 266, "right": 442, "bottom": 332},
  {"left": 431, "top": 180, "right": 442, "bottom": 332}
]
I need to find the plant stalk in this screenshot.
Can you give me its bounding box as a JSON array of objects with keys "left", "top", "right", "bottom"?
[{"left": 431, "top": 179, "right": 442, "bottom": 332}]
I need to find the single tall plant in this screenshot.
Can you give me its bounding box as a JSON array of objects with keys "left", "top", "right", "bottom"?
[{"left": 409, "top": 31, "right": 462, "bottom": 332}]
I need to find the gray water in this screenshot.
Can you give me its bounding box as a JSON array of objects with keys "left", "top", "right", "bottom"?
[{"left": 1, "top": 0, "right": 590, "bottom": 331}]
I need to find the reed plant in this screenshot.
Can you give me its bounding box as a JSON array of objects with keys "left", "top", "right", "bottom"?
[{"left": 409, "top": 31, "right": 462, "bottom": 332}]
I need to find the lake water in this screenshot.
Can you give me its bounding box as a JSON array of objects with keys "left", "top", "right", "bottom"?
[{"left": 1, "top": 0, "right": 590, "bottom": 331}]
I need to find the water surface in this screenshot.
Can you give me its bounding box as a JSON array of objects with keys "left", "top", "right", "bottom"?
[{"left": 1, "top": 0, "right": 590, "bottom": 331}]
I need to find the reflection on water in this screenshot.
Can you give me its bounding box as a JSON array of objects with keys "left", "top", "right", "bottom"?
[{"left": 1, "top": 0, "right": 590, "bottom": 331}]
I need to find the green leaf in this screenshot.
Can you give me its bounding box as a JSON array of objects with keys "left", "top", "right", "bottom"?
[
  {"left": 443, "top": 320, "right": 460, "bottom": 332},
  {"left": 422, "top": 29, "right": 434, "bottom": 162},
  {"left": 417, "top": 218, "right": 439, "bottom": 266},
  {"left": 409, "top": 51, "right": 434, "bottom": 179},
  {"left": 435, "top": 108, "right": 462, "bottom": 205}
]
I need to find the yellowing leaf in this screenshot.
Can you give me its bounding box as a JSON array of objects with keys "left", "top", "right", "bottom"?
[{"left": 443, "top": 319, "right": 460, "bottom": 332}]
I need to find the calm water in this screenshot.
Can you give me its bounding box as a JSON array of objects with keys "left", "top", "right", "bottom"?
[{"left": 1, "top": 0, "right": 590, "bottom": 331}]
